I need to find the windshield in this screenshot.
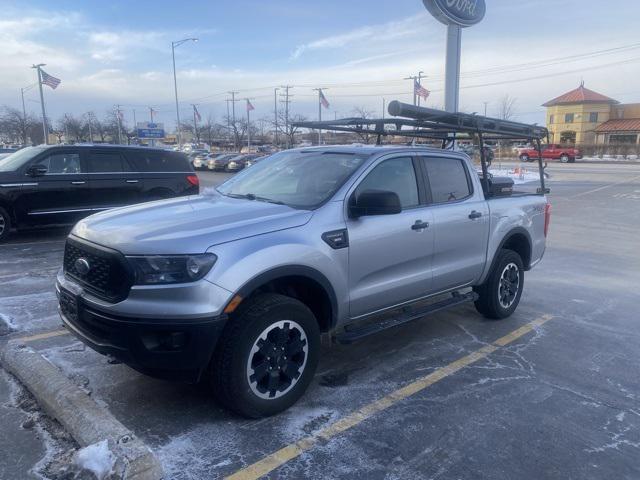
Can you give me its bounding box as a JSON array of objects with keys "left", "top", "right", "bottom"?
[
  {"left": 216, "top": 150, "right": 368, "bottom": 209},
  {"left": 0, "top": 146, "right": 47, "bottom": 172}
]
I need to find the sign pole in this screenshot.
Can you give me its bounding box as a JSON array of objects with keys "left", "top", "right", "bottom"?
[{"left": 444, "top": 24, "right": 462, "bottom": 113}]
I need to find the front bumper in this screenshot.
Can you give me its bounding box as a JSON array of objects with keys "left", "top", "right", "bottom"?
[{"left": 56, "top": 271, "right": 230, "bottom": 382}]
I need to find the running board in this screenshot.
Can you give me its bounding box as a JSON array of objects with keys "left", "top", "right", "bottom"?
[{"left": 333, "top": 291, "right": 478, "bottom": 345}]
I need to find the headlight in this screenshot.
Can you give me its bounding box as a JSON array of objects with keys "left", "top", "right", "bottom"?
[{"left": 127, "top": 253, "right": 217, "bottom": 285}]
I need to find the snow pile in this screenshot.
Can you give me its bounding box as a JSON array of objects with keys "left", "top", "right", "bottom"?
[
  {"left": 0, "top": 312, "right": 17, "bottom": 335},
  {"left": 74, "top": 440, "right": 115, "bottom": 480},
  {"left": 488, "top": 168, "right": 541, "bottom": 184}
]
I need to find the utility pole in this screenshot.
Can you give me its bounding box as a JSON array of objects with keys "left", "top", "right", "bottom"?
[
  {"left": 225, "top": 99, "right": 231, "bottom": 147},
  {"left": 115, "top": 105, "right": 122, "bottom": 144},
  {"left": 149, "top": 107, "right": 155, "bottom": 122},
  {"left": 273, "top": 87, "right": 279, "bottom": 148},
  {"left": 31, "top": 64, "right": 48, "bottom": 144},
  {"left": 279, "top": 86, "right": 292, "bottom": 148},
  {"left": 313, "top": 88, "right": 328, "bottom": 145},
  {"left": 19, "top": 85, "right": 36, "bottom": 145},
  {"left": 404, "top": 71, "right": 426, "bottom": 106},
  {"left": 483, "top": 102, "right": 488, "bottom": 117},
  {"left": 382, "top": 98, "right": 386, "bottom": 119},
  {"left": 87, "top": 113, "right": 93, "bottom": 143}
]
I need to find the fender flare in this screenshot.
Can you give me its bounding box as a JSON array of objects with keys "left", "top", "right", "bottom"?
[
  {"left": 487, "top": 227, "right": 533, "bottom": 276},
  {"left": 230, "top": 265, "right": 339, "bottom": 327}
]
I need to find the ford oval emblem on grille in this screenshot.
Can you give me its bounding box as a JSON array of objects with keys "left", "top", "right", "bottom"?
[{"left": 74, "top": 258, "right": 91, "bottom": 276}]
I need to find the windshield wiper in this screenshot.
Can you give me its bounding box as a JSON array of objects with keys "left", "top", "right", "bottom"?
[{"left": 225, "top": 193, "right": 285, "bottom": 205}]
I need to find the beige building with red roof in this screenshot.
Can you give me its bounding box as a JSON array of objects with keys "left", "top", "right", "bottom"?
[{"left": 543, "top": 83, "right": 640, "bottom": 145}]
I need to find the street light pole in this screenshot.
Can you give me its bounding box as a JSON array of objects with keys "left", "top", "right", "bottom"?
[{"left": 171, "top": 38, "right": 198, "bottom": 150}]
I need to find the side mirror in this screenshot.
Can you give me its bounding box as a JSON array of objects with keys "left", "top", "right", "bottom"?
[
  {"left": 27, "top": 164, "right": 48, "bottom": 176},
  {"left": 349, "top": 190, "right": 402, "bottom": 218}
]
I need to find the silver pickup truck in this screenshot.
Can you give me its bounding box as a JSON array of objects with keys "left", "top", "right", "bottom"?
[{"left": 56, "top": 145, "right": 550, "bottom": 417}]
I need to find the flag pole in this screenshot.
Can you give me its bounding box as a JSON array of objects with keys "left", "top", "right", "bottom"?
[
  {"left": 318, "top": 89, "right": 322, "bottom": 146},
  {"left": 32, "top": 64, "right": 48, "bottom": 145}
]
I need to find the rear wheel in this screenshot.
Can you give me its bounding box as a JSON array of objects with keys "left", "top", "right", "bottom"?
[
  {"left": 560, "top": 154, "right": 570, "bottom": 163},
  {"left": 0, "top": 207, "right": 11, "bottom": 243},
  {"left": 210, "top": 293, "right": 320, "bottom": 418},
  {"left": 519, "top": 154, "right": 530, "bottom": 162},
  {"left": 474, "top": 249, "right": 524, "bottom": 319}
]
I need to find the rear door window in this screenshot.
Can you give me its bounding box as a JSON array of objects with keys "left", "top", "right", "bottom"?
[
  {"left": 422, "top": 157, "right": 472, "bottom": 204},
  {"left": 126, "top": 150, "right": 190, "bottom": 172},
  {"left": 88, "top": 152, "right": 127, "bottom": 173}
]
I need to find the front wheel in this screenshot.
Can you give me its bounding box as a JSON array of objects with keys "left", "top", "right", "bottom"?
[
  {"left": 210, "top": 293, "right": 320, "bottom": 418},
  {"left": 519, "top": 154, "right": 530, "bottom": 162},
  {"left": 474, "top": 249, "right": 524, "bottom": 319},
  {"left": 560, "top": 154, "right": 570, "bottom": 163}
]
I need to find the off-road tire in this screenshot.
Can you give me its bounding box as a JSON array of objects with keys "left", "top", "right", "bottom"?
[
  {"left": 0, "top": 207, "right": 11, "bottom": 243},
  {"left": 210, "top": 293, "right": 320, "bottom": 418},
  {"left": 473, "top": 249, "right": 524, "bottom": 320}
]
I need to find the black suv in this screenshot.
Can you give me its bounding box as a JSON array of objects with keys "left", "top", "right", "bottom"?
[{"left": 0, "top": 144, "right": 199, "bottom": 242}]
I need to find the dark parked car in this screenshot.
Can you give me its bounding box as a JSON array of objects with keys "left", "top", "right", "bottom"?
[
  {"left": 225, "top": 154, "right": 263, "bottom": 172},
  {"left": 206, "top": 153, "right": 239, "bottom": 171},
  {"left": 0, "top": 144, "right": 199, "bottom": 242}
]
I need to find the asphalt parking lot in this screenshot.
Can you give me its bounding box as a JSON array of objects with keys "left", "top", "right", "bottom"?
[{"left": 1, "top": 163, "right": 640, "bottom": 479}]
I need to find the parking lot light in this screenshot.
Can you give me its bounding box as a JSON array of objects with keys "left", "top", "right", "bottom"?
[{"left": 172, "top": 38, "right": 198, "bottom": 149}]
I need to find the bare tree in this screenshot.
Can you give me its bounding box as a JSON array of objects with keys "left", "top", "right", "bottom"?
[
  {"left": 277, "top": 112, "right": 307, "bottom": 148},
  {"left": 58, "top": 114, "right": 85, "bottom": 142},
  {"left": 351, "top": 106, "right": 376, "bottom": 144},
  {"left": 0, "top": 106, "right": 41, "bottom": 145},
  {"left": 497, "top": 95, "right": 517, "bottom": 121}
]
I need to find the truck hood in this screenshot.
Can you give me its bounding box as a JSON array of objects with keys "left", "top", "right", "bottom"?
[{"left": 72, "top": 193, "right": 313, "bottom": 255}]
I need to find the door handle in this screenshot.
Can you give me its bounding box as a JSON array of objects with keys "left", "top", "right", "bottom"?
[
  {"left": 411, "top": 220, "right": 429, "bottom": 231},
  {"left": 125, "top": 179, "right": 139, "bottom": 184},
  {"left": 469, "top": 210, "right": 482, "bottom": 220},
  {"left": 70, "top": 181, "right": 86, "bottom": 185}
]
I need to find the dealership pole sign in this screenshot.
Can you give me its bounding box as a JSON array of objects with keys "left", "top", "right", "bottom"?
[
  {"left": 423, "top": 0, "right": 486, "bottom": 27},
  {"left": 423, "top": 0, "right": 486, "bottom": 112}
]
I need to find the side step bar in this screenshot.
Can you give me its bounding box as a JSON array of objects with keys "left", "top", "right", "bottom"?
[{"left": 333, "top": 291, "right": 478, "bottom": 345}]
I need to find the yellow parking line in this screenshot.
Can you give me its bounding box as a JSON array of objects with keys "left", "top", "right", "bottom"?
[
  {"left": 15, "top": 329, "right": 69, "bottom": 343},
  {"left": 226, "top": 314, "right": 554, "bottom": 480}
]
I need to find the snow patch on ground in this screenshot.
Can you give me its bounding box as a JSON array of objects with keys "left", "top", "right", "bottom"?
[
  {"left": 488, "top": 168, "right": 541, "bottom": 184},
  {"left": 74, "top": 440, "right": 115, "bottom": 480},
  {"left": 0, "top": 312, "right": 17, "bottom": 335}
]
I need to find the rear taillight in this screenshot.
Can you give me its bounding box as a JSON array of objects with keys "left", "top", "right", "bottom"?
[
  {"left": 186, "top": 175, "right": 199, "bottom": 187},
  {"left": 544, "top": 203, "right": 552, "bottom": 237}
]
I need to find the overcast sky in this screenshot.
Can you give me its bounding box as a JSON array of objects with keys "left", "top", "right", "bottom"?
[{"left": 2, "top": 0, "right": 639, "bottom": 129}]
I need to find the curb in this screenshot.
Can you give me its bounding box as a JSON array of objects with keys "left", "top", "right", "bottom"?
[{"left": 0, "top": 340, "right": 164, "bottom": 480}]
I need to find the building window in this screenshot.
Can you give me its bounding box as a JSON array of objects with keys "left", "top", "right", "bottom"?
[
  {"left": 565, "top": 113, "right": 574, "bottom": 123},
  {"left": 609, "top": 134, "right": 638, "bottom": 144},
  {"left": 549, "top": 115, "right": 554, "bottom": 124},
  {"left": 589, "top": 112, "right": 598, "bottom": 123}
]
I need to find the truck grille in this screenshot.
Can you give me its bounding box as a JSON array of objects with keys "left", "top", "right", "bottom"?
[{"left": 63, "top": 237, "right": 133, "bottom": 302}]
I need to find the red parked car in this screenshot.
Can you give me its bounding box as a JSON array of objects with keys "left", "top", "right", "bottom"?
[{"left": 519, "top": 144, "right": 581, "bottom": 163}]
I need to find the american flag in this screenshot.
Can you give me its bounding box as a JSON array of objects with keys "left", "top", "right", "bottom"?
[
  {"left": 41, "top": 70, "right": 61, "bottom": 90},
  {"left": 246, "top": 99, "right": 255, "bottom": 112},
  {"left": 319, "top": 90, "right": 330, "bottom": 109},
  {"left": 193, "top": 105, "right": 201, "bottom": 122},
  {"left": 414, "top": 80, "right": 430, "bottom": 100}
]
